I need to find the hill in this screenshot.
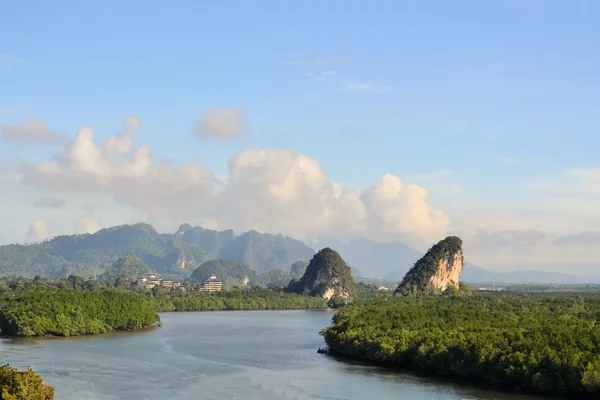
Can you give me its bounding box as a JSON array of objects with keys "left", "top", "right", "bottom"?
[
  {"left": 288, "top": 247, "right": 356, "bottom": 307},
  {"left": 0, "top": 223, "right": 316, "bottom": 279},
  {"left": 395, "top": 236, "right": 464, "bottom": 296}
]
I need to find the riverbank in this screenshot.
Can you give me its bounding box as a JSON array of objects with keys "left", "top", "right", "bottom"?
[
  {"left": 1, "top": 310, "right": 550, "bottom": 400},
  {"left": 0, "top": 289, "right": 160, "bottom": 337},
  {"left": 322, "top": 293, "right": 600, "bottom": 398},
  {"left": 151, "top": 287, "right": 327, "bottom": 312}
]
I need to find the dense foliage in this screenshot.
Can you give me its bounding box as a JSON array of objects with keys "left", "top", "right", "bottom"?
[
  {"left": 290, "top": 261, "right": 308, "bottom": 280},
  {"left": 0, "top": 223, "right": 315, "bottom": 279},
  {"left": 0, "top": 275, "right": 327, "bottom": 314},
  {"left": 287, "top": 248, "right": 356, "bottom": 306},
  {"left": 0, "top": 365, "right": 54, "bottom": 400},
  {"left": 190, "top": 259, "right": 257, "bottom": 286},
  {"left": 395, "top": 236, "right": 463, "bottom": 296},
  {"left": 152, "top": 286, "right": 327, "bottom": 312},
  {"left": 190, "top": 259, "right": 300, "bottom": 288},
  {"left": 99, "top": 256, "right": 152, "bottom": 283},
  {"left": 0, "top": 289, "right": 160, "bottom": 336},
  {"left": 323, "top": 292, "right": 600, "bottom": 397}
]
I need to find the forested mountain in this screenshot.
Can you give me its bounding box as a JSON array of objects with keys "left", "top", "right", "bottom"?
[
  {"left": 0, "top": 223, "right": 316, "bottom": 279},
  {"left": 3, "top": 222, "right": 598, "bottom": 283}
]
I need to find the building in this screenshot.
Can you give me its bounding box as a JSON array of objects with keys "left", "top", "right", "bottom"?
[
  {"left": 199, "top": 275, "right": 222, "bottom": 292},
  {"left": 378, "top": 286, "right": 390, "bottom": 291},
  {"left": 161, "top": 280, "right": 182, "bottom": 289},
  {"left": 137, "top": 273, "right": 181, "bottom": 290},
  {"left": 137, "top": 273, "right": 162, "bottom": 289}
]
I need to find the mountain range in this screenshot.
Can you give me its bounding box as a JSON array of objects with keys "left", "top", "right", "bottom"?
[{"left": 0, "top": 222, "right": 598, "bottom": 284}]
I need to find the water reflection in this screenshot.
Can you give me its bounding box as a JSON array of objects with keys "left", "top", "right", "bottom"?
[{"left": 0, "top": 311, "right": 563, "bottom": 400}]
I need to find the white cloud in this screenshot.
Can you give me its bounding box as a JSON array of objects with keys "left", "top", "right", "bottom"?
[
  {"left": 0, "top": 118, "right": 64, "bottom": 144},
  {"left": 18, "top": 120, "right": 449, "bottom": 247},
  {"left": 21, "top": 120, "right": 215, "bottom": 230},
  {"left": 26, "top": 220, "right": 58, "bottom": 243},
  {"left": 75, "top": 214, "right": 108, "bottom": 235},
  {"left": 360, "top": 174, "right": 450, "bottom": 244},
  {"left": 343, "top": 82, "right": 392, "bottom": 93},
  {"left": 6, "top": 117, "right": 600, "bottom": 274},
  {"left": 194, "top": 107, "right": 247, "bottom": 140}
]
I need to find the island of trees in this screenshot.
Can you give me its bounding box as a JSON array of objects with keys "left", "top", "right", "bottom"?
[
  {"left": 0, "top": 289, "right": 160, "bottom": 337},
  {"left": 321, "top": 236, "right": 600, "bottom": 397},
  {"left": 0, "top": 364, "right": 54, "bottom": 400}
]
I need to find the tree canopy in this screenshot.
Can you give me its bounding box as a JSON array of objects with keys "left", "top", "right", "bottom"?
[
  {"left": 323, "top": 292, "right": 600, "bottom": 397},
  {"left": 0, "top": 289, "right": 160, "bottom": 337}
]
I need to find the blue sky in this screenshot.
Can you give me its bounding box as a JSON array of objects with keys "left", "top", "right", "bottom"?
[{"left": 1, "top": 1, "right": 600, "bottom": 272}]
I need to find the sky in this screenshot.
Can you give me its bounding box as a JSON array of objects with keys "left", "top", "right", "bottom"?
[{"left": 1, "top": 0, "right": 599, "bottom": 274}]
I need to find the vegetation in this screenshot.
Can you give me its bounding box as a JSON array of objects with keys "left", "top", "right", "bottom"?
[
  {"left": 286, "top": 247, "right": 356, "bottom": 307},
  {"left": 290, "top": 261, "right": 308, "bottom": 280},
  {"left": 99, "top": 256, "right": 152, "bottom": 283},
  {"left": 152, "top": 286, "right": 327, "bottom": 312},
  {"left": 395, "top": 236, "right": 463, "bottom": 296},
  {"left": 323, "top": 292, "right": 600, "bottom": 397},
  {"left": 0, "top": 275, "right": 327, "bottom": 316},
  {"left": 190, "top": 259, "right": 255, "bottom": 286},
  {"left": 190, "top": 259, "right": 301, "bottom": 288},
  {"left": 0, "top": 364, "right": 54, "bottom": 400},
  {"left": 0, "top": 289, "right": 160, "bottom": 336},
  {"left": 0, "top": 223, "right": 316, "bottom": 279},
  {"left": 215, "top": 230, "right": 315, "bottom": 273}
]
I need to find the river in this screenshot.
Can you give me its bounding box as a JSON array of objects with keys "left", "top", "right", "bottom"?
[{"left": 0, "top": 310, "right": 560, "bottom": 400}]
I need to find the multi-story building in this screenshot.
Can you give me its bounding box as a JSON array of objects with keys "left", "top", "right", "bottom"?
[
  {"left": 137, "top": 273, "right": 181, "bottom": 290},
  {"left": 199, "top": 275, "right": 222, "bottom": 292},
  {"left": 161, "top": 280, "right": 182, "bottom": 289}
]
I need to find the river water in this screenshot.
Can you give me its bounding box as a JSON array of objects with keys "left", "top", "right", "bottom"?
[{"left": 0, "top": 310, "right": 559, "bottom": 400}]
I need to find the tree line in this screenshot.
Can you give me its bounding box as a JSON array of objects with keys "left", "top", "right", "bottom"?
[{"left": 322, "top": 292, "right": 600, "bottom": 397}]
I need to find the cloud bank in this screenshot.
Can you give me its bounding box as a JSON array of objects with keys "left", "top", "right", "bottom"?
[{"left": 19, "top": 118, "right": 449, "bottom": 247}]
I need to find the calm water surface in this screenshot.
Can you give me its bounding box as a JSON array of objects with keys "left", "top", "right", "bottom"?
[{"left": 0, "top": 310, "right": 561, "bottom": 400}]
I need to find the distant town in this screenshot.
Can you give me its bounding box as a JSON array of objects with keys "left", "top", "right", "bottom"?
[{"left": 136, "top": 273, "right": 222, "bottom": 292}]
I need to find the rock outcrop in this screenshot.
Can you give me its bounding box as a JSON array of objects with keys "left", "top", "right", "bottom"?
[
  {"left": 395, "top": 236, "right": 464, "bottom": 296},
  {"left": 291, "top": 247, "right": 356, "bottom": 306}
]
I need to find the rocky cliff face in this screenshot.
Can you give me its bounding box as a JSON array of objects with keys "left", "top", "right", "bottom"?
[
  {"left": 293, "top": 247, "right": 356, "bottom": 306},
  {"left": 395, "top": 236, "right": 464, "bottom": 296}
]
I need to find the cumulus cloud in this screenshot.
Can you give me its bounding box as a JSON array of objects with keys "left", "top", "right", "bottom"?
[
  {"left": 26, "top": 220, "right": 58, "bottom": 242},
  {"left": 21, "top": 121, "right": 214, "bottom": 228},
  {"left": 19, "top": 120, "right": 449, "bottom": 246},
  {"left": 75, "top": 214, "right": 108, "bottom": 235},
  {"left": 194, "top": 107, "right": 247, "bottom": 140},
  {"left": 360, "top": 174, "right": 450, "bottom": 243},
  {"left": 33, "top": 196, "right": 65, "bottom": 209},
  {"left": 0, "top": 118, "right": 64, "bottom": 144}
]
